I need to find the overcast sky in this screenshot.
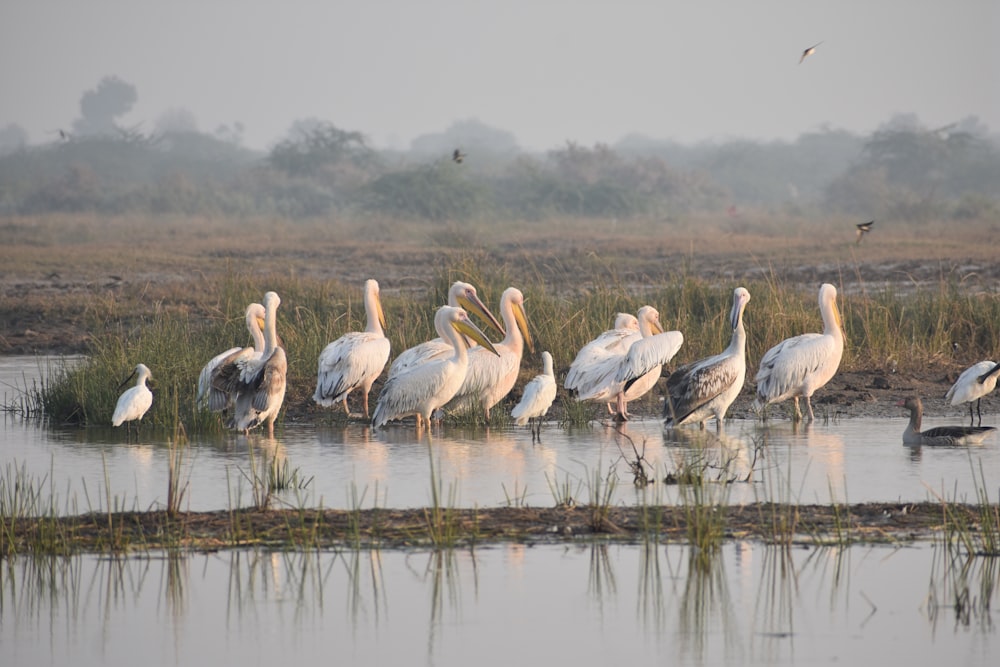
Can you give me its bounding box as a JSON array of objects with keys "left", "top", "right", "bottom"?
[{"left": 2, "top": 0, "right": 998, "bottom": 151}]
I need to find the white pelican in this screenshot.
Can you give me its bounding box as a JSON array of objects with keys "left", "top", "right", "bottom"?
[
  {"left": 576, "top": 305, "right": 684, "bottom": 420},
  {"left": 372, "top": 305, "right": 498, "bottom": 429},
  {"left": 228, "top": 291, "right": 287, "bottom": 436},
  {"left": 511, "top": 350, "right": 558, "bottom": 440},
  {"left": 112, "top": 363, "right": 153, "bottom": 438},
  {"left": 945, "top": 360, "right": 1000, "bottom": 426},
  {"left": 313, "top": 279, "right": 390, "bottom": 419},
  {"left": 197, "top": 303, "right": 266, "bottom": 409},
  {"left": 664, "top": 287, "right": 751, "bottom": 430},
  {"left": 447, "top": 286, "right": 533, "bottom": 420},
  {"left": 897, "top": 397, "right": 996, "bottom": 446},
  {"left": 565, "top": 312, "right": 640, "bottom": 391},
  {"left": 754, "top": 283, "right": 844, "bottom": 422},
  {"left": 387, "top": 281, "right": 504, "bottom": 380}
]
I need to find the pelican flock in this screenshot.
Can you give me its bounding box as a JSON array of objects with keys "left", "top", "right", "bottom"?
[
  {"left": 897, "top": 396, "right": 996, "bottom": 446},
  {"left": 755, "top": 283, "right": 844, "bottom": 422},
  {"left": 372, "top": 305, "right": 498, "bottom": 430},
  {"left": 511, "top": 350, "right": 557, "bottom": 440},
  {"left": 197, "top": 302, "right": 265, "bottom": 410},
  {"left": 112, "top": 363, "right": 153, "bottom": 438},
  {"left": 448, "top": 286, "right": 533, "bottom": 420},
  {"left": 313, "top": 279, "right": 390, "bottom": 419},
  {"left": 945, "top": 360, "right": 1000, "bottom": 426},
  {"left": 664, "top": 287, "right": 751, "bottom": 430}
]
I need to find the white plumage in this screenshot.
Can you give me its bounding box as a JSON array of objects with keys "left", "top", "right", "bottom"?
[
  {"left": 664, "top": 287, "right": 751, "bottom": 430},
  {"left": 945, "top": 360, "right": 1000, "bottom": 426},
  {"left": 197, "top": 302, "right": 266, "bottom": 410},
  {"left": 565, "top": 312, "right": 640, "bottom": 394},
  {"left": 511, "top": 350, "right": 557, "bottom": 438},
  {"left": 387, "top": 281, "right": 504, "bottom": 380},
  {"left": 576, "top": 305, "right": 683, "bottom": 420},
  {"left": 227, "top": 291, "right": 287, "bottom": 436},
  {"left": 754, "top": 283, "right": 844, "bottom": 422},
  {"left": 448, "top": 286, "right": 533, "bottom": 420},
  {"left": 314, "top": 279, "right": 390, "bottom": 419},
  {"left": 112, "top": 363, "right": 153, "bottom": 437},
  {"left": 372, "top": 306, "right": 499, "bottom": 430}
]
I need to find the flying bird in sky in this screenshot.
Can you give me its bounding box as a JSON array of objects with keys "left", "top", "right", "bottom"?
[
  {"left": 453, "top": 148, "right": 465, "bottom": 164},
  {"left": 855, "top": 220, "right": 874, "bottom": 244},
  {"left": 799, "top": 41, "right": 823, "bottom": 64}
]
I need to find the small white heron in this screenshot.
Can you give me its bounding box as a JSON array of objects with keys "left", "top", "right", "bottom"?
[
  {"left": 112, "top": 363, "right": 153, "bottom": 439},
  {"left": 511, "top": 350, "right": 557, "bottom": 441}
]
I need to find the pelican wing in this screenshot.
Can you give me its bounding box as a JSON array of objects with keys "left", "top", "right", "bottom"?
[
  {"left": 665, "top": 353, "right": 741, "bottom": 424},
  {"left": 565, "top": 329, "right": 640, "bottom": 390},
  {"left": 451, "top": 344, "right": 522, "bottom": 408},
  {"left": 754, "top": 332, "right": 829, "bottom": 399},
  {"left": 315, "top": 332, "right": 391, "bottom": 404},
  {"left": 373, "top": 358, "right": 462, "bottom": 426},
  {"left": 616, "top": 331, "right": 684, "bottom": 388},
  {"left": 388, "top": 338, "right": 453, "bottom": 379},
  {"left": 208, "top": 346, "right": 256, "bottom": 411},
  {"left": 250, "top": 347, "right": 288, "bottom": 412},
  {"left": 197, "top": 346, "right": 241, "bottom": 406}
]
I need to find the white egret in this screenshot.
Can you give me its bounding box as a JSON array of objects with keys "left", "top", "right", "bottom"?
[
  {"left": 448, "top": 286, "right": 533, "bottom": 420},
  {"left": 387, "top": 281, "right": 504, "bottom": 380},
  {"left": 664, "top": 287, "right": 751, "bottom": 430},
  {"left": 372, "top": 306, "right": 498, "bottom": 430},
  {"left": 314, "top": 279, "right": 390, "bottom": 419},
  {"left": 197, "top": 302, "right": 266, "bottom": 410},
  {"left": 754, "top": 283, "right": 844, "bottom": 422},
  {"left": 112, "top": 363, "right": 153, "bottom": 439},
  {"left": 945, "top": 360, "right": 1000, "bottom": 426},
  {"left": 511, "top": 350, "right": 557, "bottom": 441},
  {"left": 897, "top": 397, "right": 996, "bottom": 446}
]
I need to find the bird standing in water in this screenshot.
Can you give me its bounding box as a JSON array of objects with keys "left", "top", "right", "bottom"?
[{"left": 112, "top": 363, "right": 153, "bottom": 440}]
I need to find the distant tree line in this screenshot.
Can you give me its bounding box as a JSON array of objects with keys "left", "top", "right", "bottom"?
[{"left": 1, "top": 78, "right": 997, "bottom": 222}]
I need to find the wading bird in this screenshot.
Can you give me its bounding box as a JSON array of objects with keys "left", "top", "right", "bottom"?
[
  {"left": 565, "top": 312, "right": 640, "bottom": 413},
  {"left": 576, "top": 306, "right": 683, "bottom": 420},
  {"left": 664, "top": 287, "right": 751, "bottom": 430},
  {"left": 448, "top": 287, "right": 533, "bottom": 420},
  {"left": 387, "top": 281, "right": 504, "bottom": 380},
  {"left": 897, "top": 396, "right": 996, "bottom": 446},
  {"left": 799, "top": 41, "right": 822, "bottom": 63},
  {"left": 314, "top": 279, "right": 390, "bottom": 419},
  {"left": 755, "top": 283, "right": 844, "bottom": 422},
  {"left": 511, "top": 350, "right": 558, "bottom": 441},
  {"left": 855, "top": 220, "right": 874, "bottom": 245},
  {"left": 112, "top": 363, "right": 153, "bottom": 439},
  {"left": 197, "top": 302, "right": 266, "bottom": 410},
  {"left": 226, "top": 291, "right": 287, "bottom": 436},
  {"left": 945, "top": 360, "right": 1000, "bottom": 426},
  {"left": 372, "top": 306, "right": 498, "bottom": 430}
]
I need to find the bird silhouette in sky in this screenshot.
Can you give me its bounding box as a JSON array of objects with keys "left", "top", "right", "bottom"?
[
  {"left": 452, "top": 148, "right": 465, "bottom": 164},
  {"left": 799, "top": 41, "right": 823, "bottom": 64},
  {"left": 855, "top": 220, "right": 874, "bottom": 244}
]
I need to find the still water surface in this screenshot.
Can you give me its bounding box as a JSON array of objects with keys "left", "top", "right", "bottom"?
[{"left": 2, "top": 355, "right": 999, "bottom": 666}]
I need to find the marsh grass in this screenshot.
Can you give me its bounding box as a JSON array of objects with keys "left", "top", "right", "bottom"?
[{"left": 425, "top": 444, "right": 462, "bottom": 547}]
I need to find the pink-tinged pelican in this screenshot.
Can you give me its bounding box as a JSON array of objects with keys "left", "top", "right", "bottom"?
[
  {"left": 576, "top": 306, "right": 684, "bottom": 420},
  {"left": 565, "top": 312, "right": 640, "bottom": 414},
  {"left": 664, "top": 287, "right": 751, "bottom": 430},
  {"left": 387, "top": 281, "right": 504, "bottom": 380},
  {"left": 197, "top": 303, "right": 266, "bottom": 410},
  {"left": 945, "top": 360, "right": 1000, "bottom": 426},
  {"left": 313, "top": 279, "right": 390, "bottom": 419},
  {"left": 511, "top": 350, "right": 557, "bottom": 441},
  {"left": 754, "top": 283, "right": 844, "bottom": 422},
  {"left": 448, "top": 286, "right": 534, "bottom": 420},
  {"left": 372, "top": 306, "right": 499, "bottom": 430},
  {"left": 226, "top": 291, "right": 287, "bottom": 436},
  {"left": 897, "top": 396, "right": 996, "bottom": 446},
  {"left": 113, "top": 363, "right": 153, "bottom": 439}
]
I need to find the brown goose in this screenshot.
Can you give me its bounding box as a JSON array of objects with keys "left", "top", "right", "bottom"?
[{"left": 897, "top": 396, "right": 996, "bottom": 446}]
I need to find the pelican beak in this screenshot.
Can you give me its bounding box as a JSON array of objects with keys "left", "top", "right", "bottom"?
[
  {"left": 376, "top": 294, "right": 387, "bottom": 331},
  {"left": 731, "top": 291, "right": 749, "bottom": 330},
  {"left": 117, "top": 369, "right": 137, "bottom": 390},
  {"left": 513, "top": 301, "right": 534, "bottom": 353},
  {"left": 256, "top": 316, "right": 266, "bottom": 332},
  {"left": 651, "top": 319, "right": 665, "bottom": 336},
  {"left": 454, "top": 319, "right": 499, "bottom": 356},
  {"left": 458, "top": 292, "right": 505, "bottom": 337}
]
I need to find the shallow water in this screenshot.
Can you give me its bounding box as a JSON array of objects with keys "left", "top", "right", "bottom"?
[{"left": 2, "top": 356, "right": 999, "bottom": 513}]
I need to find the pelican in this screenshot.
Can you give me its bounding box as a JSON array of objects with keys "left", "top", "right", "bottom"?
[
  {"left": 511, "top": 350, "right": 557, "bottom": 441},
  {"left": 197, "top": 303, "right": 266, "bottom": 409},
  {"left": 799, "top": 41, "right": 822, "bottom": 64},
  {"left": 372, "top": 306, "right": 498, "bottom": 429},
  {"left": 313, "top": 279, "right": 390, "bottom": 419},
  {"left": 855, "top": 220, "right": 874, "bottom": 245},
  {"left": 387, "top": 281, "right": 504, "bottom": 380},
  {"left": 755, "top": 283, "right": 844, "bottom": 422},
  {"left": 576, "top": 306, "right": 684, "bottom": 420},
  {"left": 448, "top": 287, "right": 534, "bottom": 420},
  {"left": 664, "top": 287, "right": 751, "bottom": 430},
  {"left": 112, "top": 363, "right": 153, "bottom": 439},
  {"left": 945, "top": 360, "right": 1000, "bottom": 426},
  {"left": 565, "top": 312, "right": 640, "bottom": 391},
  {"left": 897, "top": 396, "right": 996, "bottom": 446},
  {"left": 226, "top": 291, "right": 287, "bottom": 436}
]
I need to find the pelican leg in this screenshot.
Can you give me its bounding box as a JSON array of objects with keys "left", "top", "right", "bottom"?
[
  {"left": 362, "top": 392, "right": 370, "bottom": 421},
  {"left": 976, "top": 399, "right": 982, "bottom": 427},
  {"left": 805, "top": 397, "right": 816, "bottom": 422},
  {"left": 791, "top": 397, "right": 802, "bottom": 423}
]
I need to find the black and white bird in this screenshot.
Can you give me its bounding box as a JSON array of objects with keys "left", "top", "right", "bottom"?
[
  {"left": 944, "top": 361, "right": 1000, "bottom": 426},
  {"left": 453, "top": 148, "right": 466, "bottom": 164},
  {"left": 855, "top": 220, "right": 874, "bottom": 245},
  {"left": 799, "top": 41, "right": 823, "bottom": 64}
]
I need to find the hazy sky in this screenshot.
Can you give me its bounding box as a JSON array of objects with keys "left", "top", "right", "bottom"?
[{"left": 2, "top": 0, "right": 998, "bottom": 151}]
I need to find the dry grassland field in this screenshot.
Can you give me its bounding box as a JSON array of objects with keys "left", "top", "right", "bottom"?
[{"left": 2, "top": 212, "right": 999, "bottom": 421}]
